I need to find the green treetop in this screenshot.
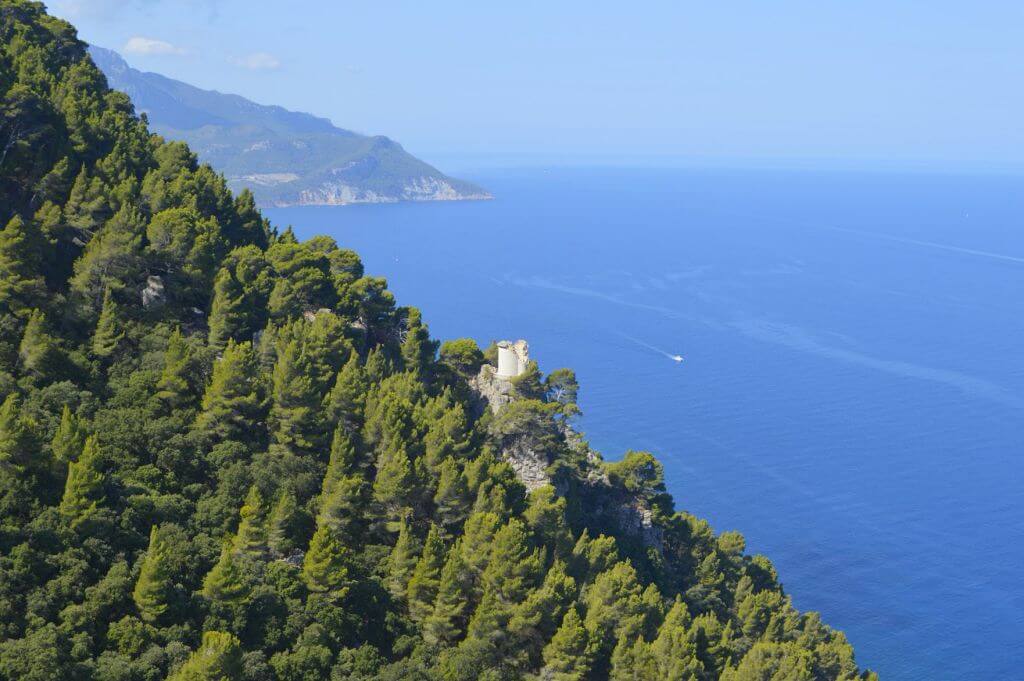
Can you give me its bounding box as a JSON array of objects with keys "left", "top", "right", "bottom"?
[
  {"left": 406, "top": 523, "right": 446, "bottom": 623},
  {"left": 70, "top": 202, "right": 145, "bottom": 315},
  {"left": 542, "top": 606, "right": 592, "bottom": 681},
  {"left": 64, "top": 166, "right": 108, "bottom": 234},
  {"left": 207, "top": 266, "right": 249, "bottom": 351},
  {"left": 58, "top": 435, "right": 105, "bottom": 528},
  {"left": 545, "top": 367, "right": 581, "bottom": 419},
  {"left": 18, "top": 309, "right": 65, "bottom": 383},
  {"left": 362, "top": 346, "right": 393, "bottom": 384},
  {"left": 91, "top": 286, "right": 124, "bottom": 359},
  {"left": 194, "top": 339, "right": 266, "bottom": 445},
  {"left": 50, "top": 404, "right": 85, "bottom": 463},
  {"left": 321, "top": 424, "right": 359, "bottom": 497},
  {"left": 133, "top": 525, "right": 174, "bottom": 623},
  {"left": 457, "top": 511, "right": 502, "bottom": 599},
  {"left": 0, "top": 214, "right": 47, "bottom": 316},
  {"left": 233, "top": 485, "right": 268, "bottom": 557},
  {"left": 524, "top": 484, "right": 574, "bottom": 559},
  {"left": 324, "top": 353, "right": 368, "bottom": 433},
  {"left": 583, "top": 561, "right": 655, "bottom": 668},
  {"left": 422, "top": 539, "right": 473, "bottom": 647},
  {"left": 372, "top": 442, "right": 418, "bottom": 532},
  {"left": 432, "top": 457, "right": 471, "bottom": 535},
  {"left": 400, "top": 307, "right": 438, "bottom": 377},
  {"left": 302, "top": 524, "right": 352, "bottom": 596},
  {"left": 386, "top": 515, "right": 421, "bottom": 602},
  {"left": 720, "top": 641, "right": 817, "bottom": 681},
  {"left": 507, "top": 560, "right": 577, "bottom": 664},
  {"left": 317, "top": 472, "right": 366, "bottom": 543},
  {"left": 650, "top": 597, "right": 704, "bottom": 680},
  {"left": 267, "top": 487, "right": 301, "bottom": 557},
  {"left": 167, "top": 630, "right": 244, "bottom": 681},
  {"left": 610, "top": 635, "right": 659, "bottom": 681},
  {"left": 423, "top": 403, "right": 472, "bottom": 474},
  {"left": 467, "top": 518, "right": 542, "bottom": 644},
  {"left": 202, "top": 542, "right": 251, "bottom": 606},
  {"left": 269, "top": 335, "right": 322, "bottom": 455},
  {"left": 439, "top": 338, "right": 484, "bottom": 376},
  {"left": 0, "top": 393, "right": 45, "bottom": 481},
  {"left": 155, "top": 328, "right": 194, "bottom": 410}
]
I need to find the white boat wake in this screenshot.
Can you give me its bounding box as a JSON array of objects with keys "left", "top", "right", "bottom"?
[{"left": 620, "top": 334, "right": 684, "bottom": 363}]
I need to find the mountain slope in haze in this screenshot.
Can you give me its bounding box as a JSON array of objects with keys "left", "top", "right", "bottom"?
[{"left": 89, "top": 46, "right": 490, "bottom": 207}]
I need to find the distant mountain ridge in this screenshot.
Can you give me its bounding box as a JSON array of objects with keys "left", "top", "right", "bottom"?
[{"left": 89, "top": 46, "right": 490, "bottom": 207}]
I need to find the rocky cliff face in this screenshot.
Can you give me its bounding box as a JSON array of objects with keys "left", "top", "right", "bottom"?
[
  {"left": 293, "top": 176, "right": 490, "bottom": 207},
  {"left": 469, "top": 357, "right": 664, "bottom": 551},
  {"left": 469, "top": 363, "right": 517, "bottom": 416}
]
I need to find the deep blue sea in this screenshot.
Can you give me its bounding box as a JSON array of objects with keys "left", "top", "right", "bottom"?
[{"left": 268, "top": 166, "right": 1024, "bottom": 680}]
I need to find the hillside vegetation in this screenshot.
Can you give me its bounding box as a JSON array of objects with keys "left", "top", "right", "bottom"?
[{"left": 0, "top": 2, "right": 874, "bottom": 680}]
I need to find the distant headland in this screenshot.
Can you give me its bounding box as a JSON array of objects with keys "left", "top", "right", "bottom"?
[{"left": 88, "top": 46, "right": 491, "bottom": 208}]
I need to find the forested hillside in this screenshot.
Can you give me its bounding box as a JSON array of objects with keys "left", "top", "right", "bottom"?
[{"left": 0, "top": 2, "right": 874, "bottom": 679}]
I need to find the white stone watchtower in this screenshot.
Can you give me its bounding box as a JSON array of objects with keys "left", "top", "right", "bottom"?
[{"left": 495, "top": 339, "right": 530, "bottom": 378}]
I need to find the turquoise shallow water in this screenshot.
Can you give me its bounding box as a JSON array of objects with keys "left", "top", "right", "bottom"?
[{"left": 268, "top": 166, "right": 1024, "bottom": 680}]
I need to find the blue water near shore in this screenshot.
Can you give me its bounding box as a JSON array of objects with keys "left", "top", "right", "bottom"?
[{"left": 268, "top": 166, "right": 1024, "bottom": 680}]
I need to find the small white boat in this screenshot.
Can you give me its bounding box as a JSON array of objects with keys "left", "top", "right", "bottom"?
[{"left": 671, "top": 355, "right": 684, "bottom": 363}]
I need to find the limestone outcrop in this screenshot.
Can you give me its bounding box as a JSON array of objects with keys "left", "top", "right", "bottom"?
[
  {"left": 141, "top": 275, "right": 165, "bottom": 308},
  {"left": 467, "top": 346, "right": 665, "bottom": 551},
  {"left": 294, "top": 176, "right": 491, "bottom": 207},
  {"left": 469, "top": 363, "right": 517, "bottom": 416}
]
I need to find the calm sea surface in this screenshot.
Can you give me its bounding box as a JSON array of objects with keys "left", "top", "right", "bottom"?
[{"left": 268, "top": 166, "right": 1024, "bottom": 680}]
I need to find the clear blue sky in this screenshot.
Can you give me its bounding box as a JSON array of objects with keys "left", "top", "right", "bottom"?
[{"left": 51, "top": 0, "right": 1024, "bottom": 170}]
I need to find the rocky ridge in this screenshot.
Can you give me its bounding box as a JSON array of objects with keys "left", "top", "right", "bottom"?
[{"left": 469, "top": 351, "right": 665, "bottom": 552}]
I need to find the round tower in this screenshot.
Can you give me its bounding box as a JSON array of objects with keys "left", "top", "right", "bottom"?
[{"left": 496, "top": 342, "right": 519, "bottom": 378}]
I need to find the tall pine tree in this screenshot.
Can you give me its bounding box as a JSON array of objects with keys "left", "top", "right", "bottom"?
[
  {"left": 386, "top": 515, "right": 420, "bottom": 602},
  {"left": 542, "top": 606, "right": 592, "bottom": 681},
  {"left": 270, "top": 335, "right": 322, "bottom": 455},
  {"left": 18, "top": 309, "right": 65, "bottom": 383},
  {"left": 50, "top": 404, "right": 85, "bottom": 463},
  {"left": 302, "top": 524, "right": 351, "bottom": 596},
  {"left": 422, "top": 539, "right": 473, "bottom": 646},
  {"left": 167, "top": 631, "right": 244, "bottom": 681},
  {"left": 467, "top": 518, "right": 542, "bottom": 645},
  {"left": 202, "top": 542, "right": 250, "bottom": 606},
  {"left": 58, "top": 435, "right": 105, "bottom": 528},
  {"left": 233, "top": 485, "right": 268, "bottom": 557},
  {"left": 372, "top": 442, "right": 418, "bottom": 532},
  {"left": 91, "top": 286, "right": 124, "bottom": 359},
  {"left": 208, "top": 266, "right": 248, "bottom": 352},
  {"left": 650, "top": 597, "right": 704, "bottom": 680},
  {"left": 0, "top": 214, "right": 47, "bottom": 316},
  {"left": 155, "top": 328, "right": 194, "bottom": 410},
  {"left": 194, "top": 339, "right": 265, "bottom": 445},
  {"left": 133, "top": 525, "right": 174, "bottom": 623},
  {"left": 325, "top": 353, "right": 367, "bottom": 433},
  {"left": 267, "top": 487, "right": 301, "bottom": 557},
  {"left": 407, "top": 524, "right": 445, "bottom": 623}
]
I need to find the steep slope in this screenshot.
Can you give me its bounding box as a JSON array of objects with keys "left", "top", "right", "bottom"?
[
  {"left": 0, "top": 2, "right": 872, "bottom": 680},
  {"left": 88, "top": 46, "right": 490, "bottom": 207}
]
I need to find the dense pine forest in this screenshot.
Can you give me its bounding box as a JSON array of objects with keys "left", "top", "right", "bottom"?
[{"left": 0, "top": 3, "right": 875, "bottom": 679}]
